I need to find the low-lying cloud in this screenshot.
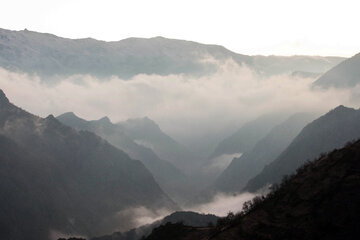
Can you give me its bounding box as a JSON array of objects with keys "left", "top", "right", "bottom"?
[
  {"left": 202, "top": 153, "right": 243, "bottom": 177},
  {"left": 116, "top": 206, "right": 171, "bottom": 229},
  {"left": 0, "top": 58, "right": 358, "bottom": 151},
  {"left": 120, "top": 191, "right": 257, "bottom": 232},
  {"left": 188, "top": 192, "right": 257, "bottom": 217}
]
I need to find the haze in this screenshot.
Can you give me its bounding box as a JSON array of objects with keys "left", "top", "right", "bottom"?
[
  {"left": 1, "top": 1, "right": 360, "bottom": 239},
  {"left": 1, "top": 0, "right": 359, "bottom": 56}
]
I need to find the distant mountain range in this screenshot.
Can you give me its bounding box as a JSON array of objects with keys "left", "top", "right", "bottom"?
[
  {"left": 143, "top": 138, "right": 360, "bottom": 240},
  {"left": 313, "top": 52, "right": 360, "bottom": 88},
  {"left": 0, "top": 90, "right": 177, "bottom": 239},
  {"left": 57, "top": 112, "right": 196, "bottom": 204},
  {"left": 214, "top": 112, "right": 317, "bottom": 193},
  {"left": 245, "top": 105, "right": 360, "bottom": 191},
  {"left": 0, "top": 28, "right": 345, "bottom": 79}
]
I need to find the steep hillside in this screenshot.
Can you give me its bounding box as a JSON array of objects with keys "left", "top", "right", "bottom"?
[
  {"left": 313, "top": 52, "right": 360, "bottom": 88},
  {"left": 246, "top": 105, "right": 360, "bottom": 191},
  {"left": 210, "top": 113, "right": 288, "bottom": 159},
  {"left": 0, "top": 90, "right": 176, "bottom": 239},
  {"left": 144, "top": 139, "right": 360, "bottom": 240},
  {"left": 57, "top": 112, "right": 193, "bottom": 204},
  {"left": 118, "top": 117, "right": 199, "bottom": 174},
  {"left": 214, "top": 112, "right": 316, "bottom": 192}
]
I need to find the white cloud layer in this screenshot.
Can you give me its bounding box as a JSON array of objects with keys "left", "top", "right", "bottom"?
[
  {"left": 116, "top": 206, "right": 171, "bottom": 230},
  {"left": 120, "top": 191, "right": 257, "bottom": 232},
  {"left": 0, "top": 59, "right": 358, "bottom": 148},
  {"left": 188, "top": 192, "right": 257, "bottom": 217}
]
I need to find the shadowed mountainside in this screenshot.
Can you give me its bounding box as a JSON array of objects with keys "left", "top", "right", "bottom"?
[
  {"left": 118, "top": 117, "right": 200, "bottom": 174},
  {"left": 57, "top": 112, "right": 195, "bottom": 204},
  {"left": 214, "top": 112, "right": 317, "bottom": 193},
  {"left": 245, "top": 105, "right": 360, "bottom": 192},
  {"left": 144, "top": 139, "right": 360, "bottom": 240},
  {"left": 0, "top": 89, "right": 176, "bottom": 239},
  {"left": 209, "top": 113, "right": 288, "bottom": 159}
]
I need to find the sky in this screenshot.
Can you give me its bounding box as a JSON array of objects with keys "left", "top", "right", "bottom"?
[{"left": 0, "top": 0, "right": 359, "bottom": 57}]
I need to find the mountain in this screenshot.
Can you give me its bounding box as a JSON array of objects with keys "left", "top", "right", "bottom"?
[
  {"left": 118, "top": 117, "right": 199, "bottom": 174},
  {"left": 313, "top": 52, "right": 360, "bottom": 88},
  {"left": 252, "top": 55, "right": 344, "bottom": 76},
  {"left": 91, "top": 211, "right": 218, "bottom": 240},
  {"left": 0, "top": 28, "right": 345, "bottom": 79},
  {"left": 291, "top": 70, "right": 322, "bottom": 78},
  {"left": 209, "top": 113, "right": 289, "bottom": 159},
  {"left": 213, "top": 112, "right": 316, "bottom": 193},
  {"left": 245, "top": 105, "right": 360, "bottom": 191},
  {"left": 0, "top": 90, "right": 176, "bottom": 239},
  {"left": 0, "top": 28, "right": 250, "bottom": 79},
  {"left": 144, "top": 139, "right": 360, "bottom": 240},
  {"left": 57, "top": 112, "right": 193, "bottom": 204}
]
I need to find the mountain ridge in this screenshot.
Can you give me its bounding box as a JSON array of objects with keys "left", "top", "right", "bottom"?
[
  {"left": 0, "top": 27, "right": 345, "bottom": 79},
  {"left": 0, "top": 89, "right": 177, "bottom": 239},
  {"left": 57, "top": 112, "right": 196, "bottom": 204},
  {"left": 213, "top": 112, "right": 317, "bottom": 193},
  {"left": 313, "top": 52, "right": 360, "bottom": 88},
  {"left": 245, "top": 105, "right": 360, "bottom": 192}
]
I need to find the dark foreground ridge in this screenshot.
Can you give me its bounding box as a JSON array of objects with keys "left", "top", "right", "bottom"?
[
  {"left": 143, "top": 139, "right": 360, "bottom": 240},
  {"left": 90, "top": 211, "right": 218, "bottom": 240}
]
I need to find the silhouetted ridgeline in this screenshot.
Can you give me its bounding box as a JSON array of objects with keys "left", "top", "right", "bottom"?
[{"left": 142, "top": 139, "right": 360, "bottom": 240}]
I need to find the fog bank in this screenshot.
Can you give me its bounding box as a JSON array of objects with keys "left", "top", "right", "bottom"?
[{"left": 0, "top": 59, "right": 357, "bottom": 150}]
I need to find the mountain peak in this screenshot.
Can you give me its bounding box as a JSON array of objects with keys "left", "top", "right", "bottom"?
[
  {"left": 329, "top": 105, "right": 355, "bottom": 115},
  {"left": 57, "top": 112, "right": 79, "bottom": 119},
  {"left": 56, "top": 112, "right": 87, "bottom": 127},
  {"left": 143, "top": 116, "right": 156, "bottom": 123},
  {"left": 98, "top": 116, "right": 111, "bottom": 124},
  {"left": 46, "top": 114, "right": 55, "bottom": 119},
  {"left": 0, "top": 89, "right": 10, "bottom": 105}
]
